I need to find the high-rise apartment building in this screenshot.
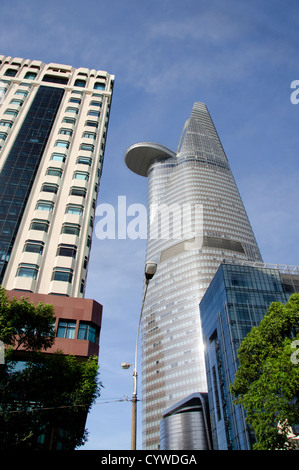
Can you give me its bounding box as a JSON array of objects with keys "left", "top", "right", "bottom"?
[
  {"left": 0, "top": 55, "right": 114, "bottom": 297},
  {"left": 125, "top": 102, "right": 262, "bottom": 449},
  {"left": 0, "top": 56, "right": 113, "bottom": 449}
]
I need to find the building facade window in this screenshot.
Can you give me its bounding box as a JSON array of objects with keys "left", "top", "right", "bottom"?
[
  {"left": 62, "top": 117, "right": 76, "bottom": 125},
  {"left": 71, "top": 90, "right": 83, "bottom": 96},
  {"left": 23, "top": 240, "right": 44, "bottom": 254},
  {"left": 0, "top": 86, "right": 7, "bottom": 97},
  {"left": 52, "top": 267, "right": 73, "bottom": 283},
  {"left": 87, "top": 110, "right": 100, "bottom": 117},
  {"left": 61, "top": 223, "right": 80, "bottom": 236},
  {"left": 55, "top": 140, "right": 70, "bottom": 149},
  {"left": 90, "top": 101, "right": 102, "bottom": 107},
  {"left": 78, "top": 322, "right": 97, "bottom": 342},
  {"left": 36, "top": 200, "right": 54, "bottom": 212},
  {"left": 46, "top": 167, "right": 63, "bottom": 177},
  {"left": 57, "top": 319, "right": 76, "bottom": 339},
  {"left": 24, "top": 71, "right": 37, "bottom": 80},
  {"left": 59, "top": 128, "right": 73, "bottom": 136},
  {"left": 30, "top": 219, "right": 49, "bottom": 232},
  {"left": 56, "top": 243, "right": 77, "bottom": 258},
  {"left": 82, "top": 131, "right": 96, "bottom": 140},
  {"left": 4, "top": 109, "right": 18, "bottom": 117},
  {"left": 9, "top": 99, "right": 23, "bottom": 106},
  {"left": 17, "top": 263, "right": 39, "bottom": 279},
  {"left": 51, "top": 153, "right": 66, "bottom": 162},
  {"left": 41, "top": 183, "right": 59, "bottom": 194},
  {"left": 74, "top": 79, "right": 86, "bottom": 87},
  {"left": 69, "top": 186, "right": 86, "bottom": 198},
  {"left": 76, "top": 156, "right": 92, "bottom": 166},
  {"left": 93, "top": 82, "right": 105, "bottom": 90},
  {"left": 0, "top": 120, "right": 13, "bottom": 128},
  {"left": 15, "top": 90, "right": 28, "bottom": 97},
  {"left": 85, "top": 120, "right": 98, "bottom": 128},
  {"left": 79, "top": 143, "right": 94, "bottom": 152},
  {"left": 73, "top": 171, "right": 89, "bottom": 181},
  {"left": 65, "top": 204, "right": 83, "bottom": 216},
  {"left": 69, "top": 98, "right": 81, "bottom": 104},
  {"left": 42, "top": 74, "right": 69, "bottom": 85},
  {"left": 5, "top": 69, "right": 17, "bottom": 77},
  {"left": 65, "top": 107, "right": 79, "bottom": 114}
]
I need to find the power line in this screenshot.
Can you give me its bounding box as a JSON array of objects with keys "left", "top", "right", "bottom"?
[{"left": 0, "top": 396, "right": 135, "bottom": 414}]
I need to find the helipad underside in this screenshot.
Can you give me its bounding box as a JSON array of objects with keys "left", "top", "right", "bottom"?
[{"left": 124, "top": 142, "right": 176, "bottom": 177}]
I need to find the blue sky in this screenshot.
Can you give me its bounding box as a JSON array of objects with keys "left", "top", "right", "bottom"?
[{"left": 1, "top": 0, "right": 299, "bottom": 450}]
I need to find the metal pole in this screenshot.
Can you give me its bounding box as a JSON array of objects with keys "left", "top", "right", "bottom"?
[
  {"left": 131, "top": 368, "right": 137, "bottom": 450},
  {"left": 131, "top": 278, "right": 149, "bottom": 450}
]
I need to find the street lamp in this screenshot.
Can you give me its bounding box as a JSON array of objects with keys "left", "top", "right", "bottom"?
[{"left": 122, "top": 261, "right": 157, "bottom": 450}]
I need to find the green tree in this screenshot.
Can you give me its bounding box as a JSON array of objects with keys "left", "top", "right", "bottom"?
[
  {"left": 230, "top": 293, "right": 299, "bottom": 450},
  {"left": 0, "top": 352, "right": 101, "bottom": 449},
  {"left": 0, "top": 288, "right": 102, "bottom": 449},
  {"left": 0, "top": 286, "right": 55, "bottom": 351}
]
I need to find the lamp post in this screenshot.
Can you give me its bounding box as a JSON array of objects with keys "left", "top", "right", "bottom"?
[{"left": 121, "top": 262, "right": 157, "bottom": 450}]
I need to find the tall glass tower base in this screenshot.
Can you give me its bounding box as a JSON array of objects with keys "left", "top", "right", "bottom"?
[{"left": 125, "top": 102, "right": 262, "bottom": 449}]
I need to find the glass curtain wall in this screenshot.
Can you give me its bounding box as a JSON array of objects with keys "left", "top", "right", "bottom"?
[{"left": 139, "top": 103, "right": 263, "bottom": 449}]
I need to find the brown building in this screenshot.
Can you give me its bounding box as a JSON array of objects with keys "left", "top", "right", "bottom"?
[
  {"left": 7, "top": 290, "right": 103, "bottom": 359},
  {"left": 4, "top": 290, "right": 103, "bottom": 450}
]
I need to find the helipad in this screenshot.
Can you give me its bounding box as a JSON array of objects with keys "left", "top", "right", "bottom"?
[{"left": 124, "top": 142, "right": 176, "bottom": 177}]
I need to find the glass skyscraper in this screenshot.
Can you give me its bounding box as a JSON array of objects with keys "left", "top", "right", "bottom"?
[
  {"left": 125, "top": 102, "right": 263, "bottom": 449},
  {"left": 200, "top": 262, "right": 299, "bottom": 449}
]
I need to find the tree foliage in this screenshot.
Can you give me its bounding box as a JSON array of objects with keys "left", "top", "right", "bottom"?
[
  {"left": 0, "top": 352, "right": 101, "bottom": 449},
  {"left": 0, "top": 288, "right": 102, "bottom": 449},
  {"left": 0, "top": 287, "right": 55, "bottom": 351},
  {"left": 230, "top": 293, "right": 299, "bottom": 450}
]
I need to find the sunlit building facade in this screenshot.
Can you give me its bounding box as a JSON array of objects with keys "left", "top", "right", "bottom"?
[
  {"left": 125, "top": 102, "right": 262, "bottom": 449},
  {"left": 0, "top": 55, "right": 114, "bottom": 297},
  {"left": 0, "top": 55, "right": 114, "bottom": 450}
]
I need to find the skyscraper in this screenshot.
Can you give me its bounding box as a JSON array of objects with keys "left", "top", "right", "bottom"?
[
  {"left": 200, "top": 261, "right": 299, "bottom": 449},
  {"left": 0, "top": 55, "right": 114, "bottom": 296},
  {"left": 125, "top": 102, "right": 262, "bottom": 449},
  {"left": 0, "top": 56, "right": 113, "bottom": 449}
]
